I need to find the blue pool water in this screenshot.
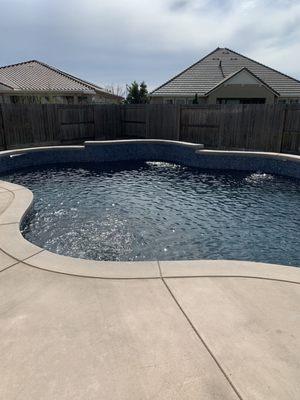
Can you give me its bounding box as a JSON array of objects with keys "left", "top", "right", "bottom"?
[{"left": 2, "top": 161, "right": 300, "bottom": 265}]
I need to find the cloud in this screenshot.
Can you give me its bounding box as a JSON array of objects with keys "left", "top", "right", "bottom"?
[{"left": 0, "top": 0, "right": 300, "bottom": 90}]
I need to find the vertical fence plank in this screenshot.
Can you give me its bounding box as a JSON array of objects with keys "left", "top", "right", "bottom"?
[
  {"left": 281, "top": 105, "right": 300, "bottom": 154},
  {"left": 147, "top": 104, "right": 179, "bottom": 140},
  {"left": 59, "top": 105, "right": 95, "bottom": 143},
  {"left": 121, "top": 105, "right": 147, "bottom": 138},
  {"left": 0, "top": 104, "right": 6, "bottom": 150},
  {"left": 94, "top": 104, "right": 121, "bottom": 140}
]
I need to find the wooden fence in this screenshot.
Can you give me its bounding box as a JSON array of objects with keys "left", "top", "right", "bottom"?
[{"left": 0, "top": 103, "right": 299, "bottom": 154}]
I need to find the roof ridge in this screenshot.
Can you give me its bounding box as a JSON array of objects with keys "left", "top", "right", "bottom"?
[
  {"left": 150, "top": 47, "right": 221, "bottom": 94},
  {"left": 225, "top": 47, "right": 300, "bottom": 85},
  {"left": 0, "top": 59, "right": 38, "bottom": 69}
]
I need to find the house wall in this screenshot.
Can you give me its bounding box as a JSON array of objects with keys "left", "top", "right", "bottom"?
[
  {"left": 0, "top": 93, "right": 120, "bottom": 105},
  {"left": 92, "top": 94, "right": 121, "bottom": 104},
  {"left": 150, "top": 97, "right": 164, "bottom": 104},
  {"left": 150, "top": 96, "right": 207, "bottom": 105},
  {"left": 208, "top": 85, "right": 275, "bottom": 104}
]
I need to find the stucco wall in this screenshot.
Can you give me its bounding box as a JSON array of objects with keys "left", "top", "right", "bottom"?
[
  {"left": 150, "top": 97, "right": 164, "bottom": 104},
  {"left": 208, "top": 85, "right": 275, "bottom": 104},
  {"left": 0, "top": 93, "right": 120, "bottom": 105},
  {"left": 150, "top": 96, "right": 207, "bottom": 104}
]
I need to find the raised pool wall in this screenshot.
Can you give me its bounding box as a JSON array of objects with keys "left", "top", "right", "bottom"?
[{"left": 0, "top": 139, "right": 299, "bottom": 179}]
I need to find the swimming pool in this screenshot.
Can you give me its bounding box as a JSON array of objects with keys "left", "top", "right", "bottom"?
[
  {"left": 0, "top": 141, "right": 299, "bottom": 266},
  {"left": 2, "top": 157, "right": 299, "bottom": 265}
]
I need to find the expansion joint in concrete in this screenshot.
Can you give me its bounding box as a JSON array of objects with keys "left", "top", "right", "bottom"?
[{"left": 157, "top": 260, "right": 244, "bottom": 400}]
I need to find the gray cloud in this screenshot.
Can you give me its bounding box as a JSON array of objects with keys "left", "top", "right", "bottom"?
[{"left": 0, "top": 0, "right": 300, "bottom": 91}]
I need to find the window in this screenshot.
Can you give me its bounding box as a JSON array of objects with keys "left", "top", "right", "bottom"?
[
  {"left": 66, "top": 96, "right": 75, "bottom": 104},
  {"left": 164, "top": 99, "right": 174, "bottom": 104},
  {"left": 78, "top": 96, "right": 88, "bottom": 104},
  {"left": 10, "top": 95, "right": 42, "bottom": 104},
  {"left": 10, "top": 96, "right": 20, "bottom": 104},
  {"left": 278, "top": 98, "right": 299, "bottom": 104},
  {"left": 217, "top": 98, "right": 265, "bottom": 105}
]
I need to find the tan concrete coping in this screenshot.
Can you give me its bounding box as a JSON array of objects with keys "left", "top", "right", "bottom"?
[
  {"left": 0, "top": 140, "right": 204, "bottom": 160},
  {"left": 196, "top": 149, "right": 300, "bottom": 162},
  {"left": 160, "top": 260, "right": 300, "bottom": 284},
  {"left": 85, "top": 139, "right": 204, "bottom": 149},
  {"left": 0, "top": 145, "right": 84, "bottom": 157}
]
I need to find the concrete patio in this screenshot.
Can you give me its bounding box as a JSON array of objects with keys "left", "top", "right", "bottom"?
[{"left": 0, "top": 181, "right": 299, "bottom": 399}]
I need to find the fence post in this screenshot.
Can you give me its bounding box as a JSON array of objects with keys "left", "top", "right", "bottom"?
[
  {"left": 176, "top": 104, "right": 181, "bottom": 141},
  {"left": 0, "top": 104, "right": 7, "bottom": 150},
  {"left": 279, "top": 104, "right": 288, "bottom": 153}
]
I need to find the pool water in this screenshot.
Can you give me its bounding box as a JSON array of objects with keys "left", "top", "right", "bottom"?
[{"left": 2, "top": 161, "right": 300, "bottom": 265}]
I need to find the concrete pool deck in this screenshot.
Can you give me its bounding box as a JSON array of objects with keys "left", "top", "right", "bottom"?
[{"left": 0, "top": 179, "right": 299, "bottom": 399}]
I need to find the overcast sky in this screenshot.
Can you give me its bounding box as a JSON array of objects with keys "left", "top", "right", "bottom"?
[{"left": 0, "top": 0, "right": 300, "bottom": 91}]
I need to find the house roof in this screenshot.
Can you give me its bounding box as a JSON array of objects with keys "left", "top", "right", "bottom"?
[
  {"left": 151, "top": 47, "right": 300, "bottom": 97},
  {"left": 0, "top": 60, "right": 120, "bottom": 98}
]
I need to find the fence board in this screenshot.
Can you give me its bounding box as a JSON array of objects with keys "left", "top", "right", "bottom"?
[
  {"left": 0, "top": 105, "right": 6, "bottom": 150},
  {"left": 180, "top": 105, "right": 220, "bottom": 145},
  {"left": 281, "top": 106, "right": 300, "bottom": 154},
  {"left": 94, "top": 104, "right": 121, "bottom": 139},
  {"left": 147, "top": 104, "right": 180, "bottom": 140},
  {"left": 59, "top": 105, "right": 95, "bottom": 143},
  {"left": 121, "top": 105, "right": 147, "bottom": 138}
]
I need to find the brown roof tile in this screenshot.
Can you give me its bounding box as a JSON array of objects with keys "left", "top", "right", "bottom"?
[{"left": 0, "top": 60, "right": 120, "bottom": 98}]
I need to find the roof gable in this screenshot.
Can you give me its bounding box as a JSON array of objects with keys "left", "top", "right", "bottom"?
[
  {"left": 206, "top": 67, "right": 279, "bottom": 96},
  {"left": 151, "top": 47, "right": 300, "bottom": 97}
]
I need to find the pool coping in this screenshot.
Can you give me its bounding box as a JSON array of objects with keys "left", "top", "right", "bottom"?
[{"left": 0, "top": 140, "right": 299, "bottom": 281}]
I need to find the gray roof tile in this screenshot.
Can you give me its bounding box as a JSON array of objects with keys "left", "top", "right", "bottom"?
[{"left": 151, "top": 48, "right": 300, "bottom": 97}]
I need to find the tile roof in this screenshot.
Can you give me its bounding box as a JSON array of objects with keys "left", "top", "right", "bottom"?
[
  {"left": 0, "top": 60, "right": 119, "bottom": 97},
  {"left": 151, "top": 48, "right": 300, "bottom": 97}
]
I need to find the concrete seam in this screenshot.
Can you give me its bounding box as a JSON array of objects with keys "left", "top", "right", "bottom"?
[
  {"left": 10, "top": 258, "right": 300, "bottom": 284},
  {"left": 0, "top": 260, "right": 22, "bottom": 274},
  {"left": 0, "top": 244, "right": 45, "bottom": 265},
  {"left": 18, "top": 261, "right": 161, "bottom": 281},
  {"left": 0, "top": 187, "right": 28, "bottom": 192},
  {"left": 158, "top": 260, "right": 243, "bottom": 400},
  {"left": 0, "top": 221, "right": 22, "bottom": 226},
  {"left": 0, "top": 188, "right": 15, "bottom": 217},
  {"left": 164, "top": 274, "right": 300, "bottom": 285}
]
